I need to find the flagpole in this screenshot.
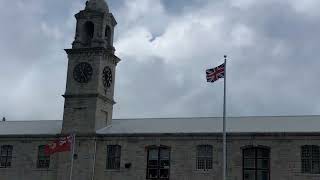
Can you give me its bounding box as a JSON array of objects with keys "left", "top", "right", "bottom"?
[
  {"left": 69, "top": 133, "right": 76, "bottom": 180},
  {"left": 223, "top": 55, "right": 227, "bottom": 180},
  {"left": 91, "top": 137, "right": 97, "bottom": 180}
]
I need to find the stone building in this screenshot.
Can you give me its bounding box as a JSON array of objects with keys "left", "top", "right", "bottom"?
[{"left": 1, "top": 0, "right": 320, "bottom": 180}]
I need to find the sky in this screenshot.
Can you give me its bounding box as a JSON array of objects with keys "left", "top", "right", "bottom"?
[{"left": 1, "top": 0, "right": 320, "bottom": 120}]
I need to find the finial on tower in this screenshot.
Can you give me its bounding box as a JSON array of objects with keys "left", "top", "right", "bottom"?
[{"left": 85, "top": 0, "right": 109, "bottom": 13}]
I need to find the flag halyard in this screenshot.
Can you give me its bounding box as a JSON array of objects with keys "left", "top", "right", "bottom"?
[{"left": 206, "top": 63, "right": 225, "bottom": 83}]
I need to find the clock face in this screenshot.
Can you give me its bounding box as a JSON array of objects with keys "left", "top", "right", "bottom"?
[
  {"left": 102, "top": 66, "right": 112, "bottom": 88},
  {"left": 73, "top": 62, "right": 93, "bottom": 83}
]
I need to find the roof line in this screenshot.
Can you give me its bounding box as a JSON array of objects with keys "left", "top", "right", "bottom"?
[
  {"left": 3, "top": 115, "right": 320, "bottom": 122},
  {"left": 113, "top": 114, "right": 320, "bottom": 121},
  {"left": 0, "top": 120, "right": 61, "bottom": 122}
]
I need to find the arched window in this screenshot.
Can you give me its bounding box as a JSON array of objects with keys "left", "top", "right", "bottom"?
[
  {"left": 83, "top": 21, "right": 94, "bottom": 44},
  {"left": 105, "top": 25, "right": 111, "bottom": 45},
  {"left": 106, "top": 145, "right": 121, "bottom": 170},
  {"left": 243, "top": 146, "right": 270, "bottom": 180},
  {"left": 0, "top": 145, "right": 13, "bottom": 168},
  {"left": 301, "top": 145, "right": 320, "bottom": 174},
  {"left": 146, "top": 145, "right": 170, "bottom": 180},
  {"left": 196, "top": 145, "right": 213, "bottom": 170}
]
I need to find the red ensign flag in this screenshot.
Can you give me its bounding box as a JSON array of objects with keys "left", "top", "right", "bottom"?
[{"left": 44, "top": 135, "right": 73, "bottom": 156}]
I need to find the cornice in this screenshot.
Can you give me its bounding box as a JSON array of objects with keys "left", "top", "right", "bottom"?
[{"left": 63, "top": 93, "right": 116, "bottom": 105}]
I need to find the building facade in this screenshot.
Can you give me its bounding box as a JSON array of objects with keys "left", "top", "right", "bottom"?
[{"left": 1, "top": 1, "right": 320, "bottom": 180}]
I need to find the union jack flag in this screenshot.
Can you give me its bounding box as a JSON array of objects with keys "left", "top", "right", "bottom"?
[{"left": 206, "top": 63, "right": 225, "bottom": 83}]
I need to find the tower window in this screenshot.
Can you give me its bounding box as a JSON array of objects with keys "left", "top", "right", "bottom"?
[
  {"left": 105, "top": 25, "right": 111, "bottom": 45},
  {"left": 83, "top": 21, "right": 94, "bottom": 44}
]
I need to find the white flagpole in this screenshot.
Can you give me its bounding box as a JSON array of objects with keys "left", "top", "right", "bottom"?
[
  {"left": 223, "top": 55, "right": 227, "bottom": 180},
  {"left": 69, "top": 134, "right": 76, "bottom": 180}
]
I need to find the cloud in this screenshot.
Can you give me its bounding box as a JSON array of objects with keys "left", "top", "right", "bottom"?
[{"left": 1, "top": 0, "right": 320, "bottom": 120}]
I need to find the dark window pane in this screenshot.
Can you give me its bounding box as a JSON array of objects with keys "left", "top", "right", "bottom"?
[
  {"left": 257, "top": 149, "right": 269, "bottom": 158},
  {"left": 312, "top": 160, "right": 320, "bottom": 174},
  {"left": 257, "top": 159, "right": 269, "bottom": 169},
  {"left": 149, "top": 149, "right": 158, "bottom": 160},
  {"left": 148, "top": 169, "right": 158, "bottom": 179},
  {"left": 197, "top": 159, "right": 205, "bottom": 170},
  {"left": 160, "top": 149, "right": 170, "bottom": 160},
  {"left": 160, "top": 169, "right": 169, "bottom": 178},
  {"left": 206, "top": 159, "right": 213, "bottom": 169},
  {"left": 149, "top": 160, "right": 158, "bottom": 167},
  {"left": 106, "top": 145, "right": 121, "bottom": 170},
  {"left": 244, "top": 148, "right": 255, "bottom": 158},
  {"left": 244, "top": 159, "right": 255, "bottom": 169},
  {"left": 244, "top": 170, "right": 255, "bottom": 180},
  {"left": 160, "top": 160, "right": 170, "bottom": 167},
  {"left": 257, "top": 170, "right": 269, "bottom": 180},
  {"left": 302, "top": 159, "right": 311, "bottom": 173}
]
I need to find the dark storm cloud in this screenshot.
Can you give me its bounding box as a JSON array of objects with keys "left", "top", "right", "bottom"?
[{"left": 1, "top": 0, "right": 320, "bottom": 120}]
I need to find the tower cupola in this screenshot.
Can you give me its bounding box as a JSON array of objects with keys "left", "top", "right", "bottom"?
[
  {"left": 72, "top": 0, "right": 117, "bottom": 51},
  {"left": 85, "top": 0, "right": 109, "bottom": 13}
]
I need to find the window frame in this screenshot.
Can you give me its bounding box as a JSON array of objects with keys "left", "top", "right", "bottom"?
[
  {"left": 37, "top": 145, "right": 50, "bottom": 169},
  {"left": 196, "top": 145, "right": 213, "bottom": 171},
  {"left": 301, "top": 145, "right": 320, "bottom": 174},
  {"left": 146, "top": 145, "right": 171, "bottom": 180},
  {"left": 242, "top": 146, "right": 270, "bottom": 180},
  {"left": 0, "top": 145, "right": 13, "bottom": 168},
  {"left": 106, "top": 145, "right": 121, "bottom": 170}
]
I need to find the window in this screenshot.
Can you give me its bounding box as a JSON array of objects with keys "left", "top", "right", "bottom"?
[
  {"left": 106, "top": 145, "right": 121, "bottom": 170},
  {"left": 243, "top": 147, "right": 270, "bottom": 180},
  {"left": 105, "top": 25, "right": 111, "bottom": 45},
  {"left": 301, "top": 145, "right": 320, "bottom": 174},
  {"left": 146, "top": 146, "right": 170, "bottom": 180},
  {"left": 0, "top": 145, "right": 13, "bottom": 168},
  {"left": 37, "top": 145, "right": 50, "bottom": 168},
  {"left": 196, "top": 145, "right": 213, "bottom": 170},
  {"left": 83, "top": 21, "right": 94, "bottom": 44}
]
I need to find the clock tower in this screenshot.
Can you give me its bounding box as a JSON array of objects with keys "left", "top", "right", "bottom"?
[{"left": 62, "top": 0, "right": 120, "bottom": 134}]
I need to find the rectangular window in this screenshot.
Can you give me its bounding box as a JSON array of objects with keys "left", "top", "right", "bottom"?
[
  {"left": 147, "top": 146, "right": 170, "bottom": 180},
  {"left": 196, "top": 145, "right": 213, "bottom": 170},
  {"left": 106, "top": 145, "right": 121, "bottom": 170},
  {"left": 243, "top": 147, "right": 270, "bottom": 180},
  {"left": 37, "top": 145, "right": 50, "bottom": 169},
  {"left": 0, "top": 145, "right": 13, "bottom": 168},
  {"left": 301, "top": 145, "right": 320, "bottom": 174}
]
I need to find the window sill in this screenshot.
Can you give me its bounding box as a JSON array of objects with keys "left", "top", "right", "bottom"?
[
  {"left": 295, "top": 173, "right": 320, "bottom": 177},
  {"left": 194, "top": 169, "right": 214, "bottom": 174},
  {"left": 105, "top": 169, "right": 121, "bottom": 172},
  {"left": 32, "top": 168, "right": 56, "bottom": 172}
]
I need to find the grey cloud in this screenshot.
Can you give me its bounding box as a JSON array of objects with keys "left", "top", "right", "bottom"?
[{"left": 1, "top": 0, "right": 320, "bottom": 120}]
